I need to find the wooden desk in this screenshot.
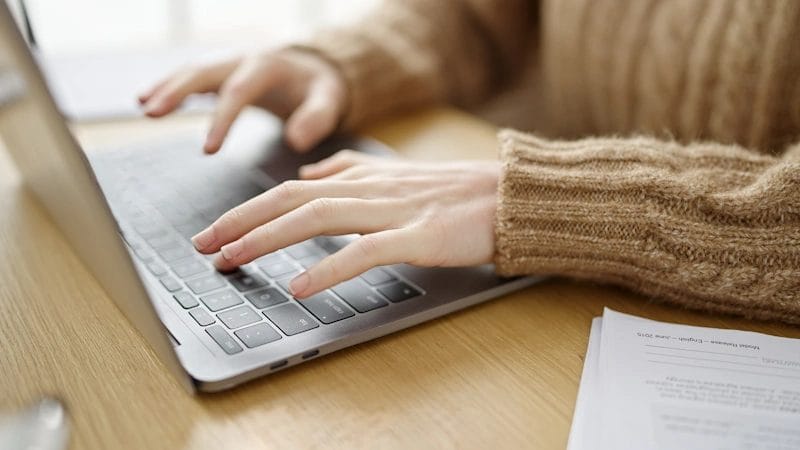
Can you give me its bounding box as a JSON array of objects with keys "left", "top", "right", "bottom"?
[{"left": 1, "top": 108, "right": 798, "bottom": 449}]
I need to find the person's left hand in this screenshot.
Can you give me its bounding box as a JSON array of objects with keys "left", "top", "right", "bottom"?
[{"left": 190, "top": 151, "right": 501, "bottom": 299}]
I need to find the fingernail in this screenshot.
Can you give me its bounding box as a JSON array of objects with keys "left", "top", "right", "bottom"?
[
  {"left": 204, "top": 129, "right": 219, "bottom": 153},
  {"left": 289, "top": 272, "right": 310, "bottom": 297},
  {"left": 220, "top": 240, "right": 243, "bottom": 261},
  {"left": 191, "top": 226, "right": 216, "bottom": 250}
]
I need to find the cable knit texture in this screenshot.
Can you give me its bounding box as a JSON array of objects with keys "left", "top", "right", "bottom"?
[{"left": 307, "top": 0, "right": 800, "bottom": 324}]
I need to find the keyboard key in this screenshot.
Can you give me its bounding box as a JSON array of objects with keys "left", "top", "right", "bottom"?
[
  {"left": 332, "top": 279, "right": 389, "bottom": 313},
  {"left": 245, "top": 287, "right": 289, "bottom": 309},
  {"left": 173, "top": 291, "right": 199, "bottom": 309},
  {"left": 134, "top": 222, "right": 167, "bottom": 239},
  {"left": 264, "top": 304, "right": 319, "bottom": 336},
  {"left": 300, "top": 292, "right": 355, "bottom": 324},
  {"left": 228, "top": 272, "right": 268, "bottom": 292},
  {"left": 361, "top": 268, "right": 396, "bottom": 286},
  {"left": 206, "top": 325, "right": 243, "bottom": 354},
  {"left": 131, "top": 218, "right": 156, "bottom": 232},
  {"left": 314, "top": 236, "right": 342, "bottom": 254},
  {"left": 132, "top": 246, "right": 154, "bottom": 262},
  {"left": 297, "top": 255, "right": 324, "bottom": 269},
  {"left": 200, "top": 289, "right": 243, "bottom": 312},
  {"left": 285, "top": 241, "right": 324, "bottom": 259},
  {"left": 260, "top": 261, "right": 297, "bottom": 278},
  {"left": 234, "top": 323, "right": 281, "bottom": 348},
  {"left": 159, "top": 275, "right": 182, "bottom": 292},
  {"left": 138, "top": 228, "right": 168, "bottom": 241},
  {"left": 170, "top": 257, "right": 208, "bottom": 279},
  {"left": 254, "top": 253, "right": 284, "bottom": 268},
  {"left": 378, "top": 281, "right": 422, "bottom": 303},
  {"left": 160, "top": 206, "right": 199, "bottom": 226},
  {"left": 145, "top": 234, "right": 179, "bottom": 250},
  {"left": 276, "top": 278, "right": 292, "bottom": 294},
  {"left": 217, "top": 305, "right": 261, "bottom": 329},
  {"left": 186, "top": 274, "right": 226, "bottom": 294},
  {"left": 157, "top": 245, "right": 193, "bottom": 262},
  {"left": 146, "top": 262, "right": 167, "bottom": 276},
  {"left": 189, "top": 308, "right": 215, "bottom": 326},
  {"left": 175, "top": 222, "right": 207, "bottom": 239}
]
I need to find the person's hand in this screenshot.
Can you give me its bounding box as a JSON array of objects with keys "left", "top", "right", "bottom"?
[
  {"left": 138, "top": 49, "right": 347, "bottom": 153},
  {"left": 190, "top": 151, "right": 501, "bottom": 299}
]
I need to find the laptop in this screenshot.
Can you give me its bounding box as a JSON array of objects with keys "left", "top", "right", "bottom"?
[{"left": 0, "top": 2, "right": 539, "bottom": 392}]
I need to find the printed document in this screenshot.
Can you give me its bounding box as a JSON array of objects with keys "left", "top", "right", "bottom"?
[{"left": 568, "top": 308, "right": 800, "bottom": 450}]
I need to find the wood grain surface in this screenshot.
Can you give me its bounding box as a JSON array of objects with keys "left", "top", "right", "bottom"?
[{"left": 1, "top": 107, "right": 798, "bottom": 449}]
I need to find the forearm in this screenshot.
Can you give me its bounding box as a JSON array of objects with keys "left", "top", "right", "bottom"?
[
  {"left": 301, "top": 0, "right": 536, "bottom": 129},
  {"left": 494, "top": 130, "right": 800, "bottom": 324}
]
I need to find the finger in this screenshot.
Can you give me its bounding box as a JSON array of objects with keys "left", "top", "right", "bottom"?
[
  {"left": 284, "top": 80, "right": 342, "bottom": 153},
  {"left": 203, "top": 58, "right": 284, "bottom": 153},
  {"left": 191, "top": 179, "right": 378, "bottom": 253},
  {"left": 212, "top": 198, "right": 402, "bottom": 271},
  {"left": 138, "top": 78, "right": 169, "bottom": 104},
  {"left": 299, "top": 149, "right": 372, "bottom": 179},
  {"left": 143, "top": 61, "right": 236, "bottom": 117},
  {"left": 289, "top": 229, "right": 417, "bottom": 298}
]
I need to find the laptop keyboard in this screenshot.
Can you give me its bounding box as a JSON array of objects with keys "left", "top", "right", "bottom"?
[{"left": 91, "top": 146, "right": 423, "bottom": 356}]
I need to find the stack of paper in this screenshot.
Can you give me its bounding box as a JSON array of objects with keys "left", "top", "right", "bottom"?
[{"left": 568, "top": 309, "right": 800, "bottom": 450}]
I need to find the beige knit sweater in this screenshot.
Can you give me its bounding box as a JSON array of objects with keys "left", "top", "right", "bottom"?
[{"left": 306, "top": 0, "right": 800, "bottom": 324}]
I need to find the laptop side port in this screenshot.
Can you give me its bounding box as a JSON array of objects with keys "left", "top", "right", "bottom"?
[
  {"left": 301, "top": 350, "right": 319, "bottom": 360},
  {"left": 269, "top": 360, "right": 288, "bottom": 370}
]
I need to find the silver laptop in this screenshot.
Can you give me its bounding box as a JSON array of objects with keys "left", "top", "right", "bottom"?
[{"left": 0, "top": 2, "right": 538, "bottom": 392}]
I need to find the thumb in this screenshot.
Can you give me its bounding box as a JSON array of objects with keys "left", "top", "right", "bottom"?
[{"left": 285, "top": 81, "right": 343, "bottom": 152}]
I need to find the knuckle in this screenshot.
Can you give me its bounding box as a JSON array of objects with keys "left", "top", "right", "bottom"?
[
  {"left": 258, "top": 221, "right": 274, "bottom": 243},
  {"left": 274, "top": 180, "right": 305, "bottom": 202},
  {"left": 355, "top": 235, "right": 381, "bottom": 259},
  {"left": 157, "top": 89, "right": 180, "bottom": 105},
  {"left": 216, "top": 208, "right": 244, "bottom": 230},
  {"left": 308, "top": 197, "right": 337, "bottom": 220},
  {"left": 182, "top": 70, "right": 207, "bottom": 89},
  {"left": 426, "top": 215, "right": 448, "bottom": 240},
  {"left": 220, "top": 79, "right": 247, "bottom": 98},
  {"left": 323, "top": 256, "right": 342, "bottom": 282}
]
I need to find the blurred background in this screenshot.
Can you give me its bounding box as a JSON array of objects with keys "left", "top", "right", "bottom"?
[
  {"left": 21, "top": 0, "right": 378, "bottom": 55},
  {"left": 7, "top": 0, "right": 379, "bottom": 120}
]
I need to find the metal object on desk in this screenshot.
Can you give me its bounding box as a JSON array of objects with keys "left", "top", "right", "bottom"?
[{"left": 0, "top": 398, "right": 70, "bottom": 450}]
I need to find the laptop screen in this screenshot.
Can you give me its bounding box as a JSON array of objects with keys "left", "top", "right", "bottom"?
[{"left": 0, "top": 0, "right": 192, "bottom": 392}]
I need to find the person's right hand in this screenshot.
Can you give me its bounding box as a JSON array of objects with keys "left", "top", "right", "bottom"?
[{"left": 138, "top": 49, "right": 348, "bottom": 153}]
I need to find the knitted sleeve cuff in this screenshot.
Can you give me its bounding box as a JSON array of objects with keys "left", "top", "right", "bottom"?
[
  {"left": 492, "top": 129, "right": 774, "bottom": 281},
  {"left": 493, "top": 129, "right": 657, "bottom": 281},
  {"left": 491, "top": 128, "right": 800, "bottom": 324}
]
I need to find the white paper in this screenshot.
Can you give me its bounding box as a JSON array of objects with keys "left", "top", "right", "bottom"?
[{"left": 569, "top": 308, "right": 800, "bottom": 450}]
